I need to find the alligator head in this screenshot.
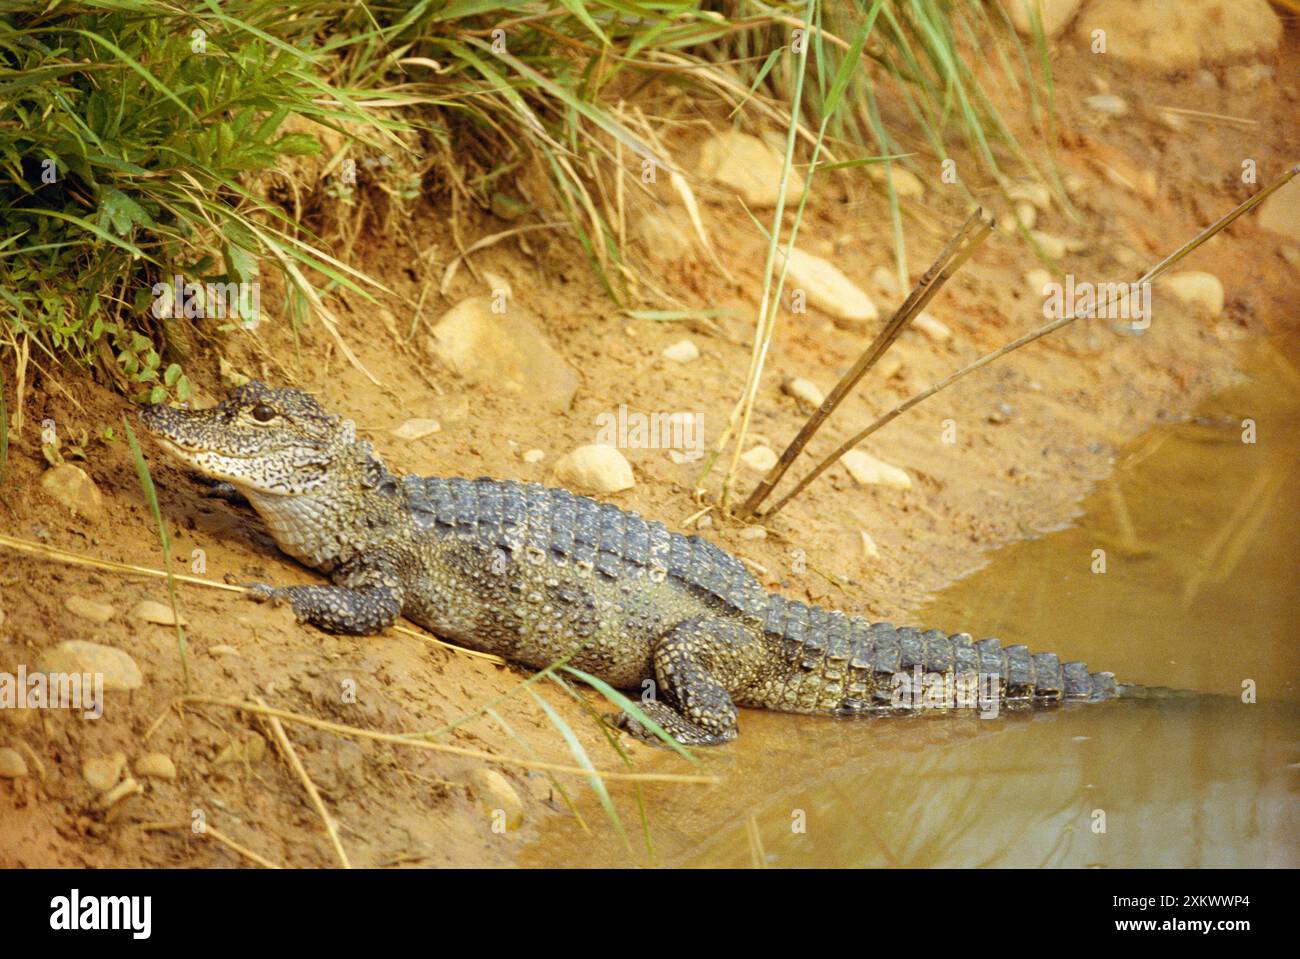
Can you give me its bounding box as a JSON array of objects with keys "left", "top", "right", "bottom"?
[{"left": 139, "top": 381, "right": 361, "bottom": 496}]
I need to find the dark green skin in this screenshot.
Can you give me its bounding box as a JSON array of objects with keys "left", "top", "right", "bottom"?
[{"left": 141, "top": 382, "right": 1124, "bottom": 745}]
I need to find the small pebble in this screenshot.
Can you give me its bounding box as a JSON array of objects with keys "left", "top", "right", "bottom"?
[
  {"left": 740, "top": 446, "right": 778, "bottom": 473},
  {"left": 782, "top": 377, "right": 825, "bottom": 410},
  {"left": 522, "top": 449, "right": 546, "bottom": 464},
  {"left": 662, "top": 339, "right": 700, "bottom": 363},
  {"left": 83, "top": 752, "right": 127, "bottom": 792},
  {"left": 64, "top": 596, "right": 115, "bottom": 624},
  {"left": 841, "top": 450, "right": 912, "bottom": 490},
  {"left": 913, "top": 313, "right": 952, "bottom": 343},
  {"left": 131, "top": 599, "right": 186, "bottom": 626},
  {"left": 860, "top": 531, "right": 880, "bottom": 561},
  {"left": 468, "top": 768, "right": 525, "bottom": 831},
  {"left": 391, "top": 419, "right": 441, "bottom": 441},
  {"left": 1084, "top": 94, "right": 1128, "bottom": 117},
  {"left": 553, "top": 445, "right": 634, "bottom": 494},
  {"left": 135, "top": 753, "right": 178, "bottom": 781},
  {"left": 0, "top": 747, "right": 29, "bottom": 778},
  {"left": 870, "top": 266, "right": 900, "bottom": 295}
]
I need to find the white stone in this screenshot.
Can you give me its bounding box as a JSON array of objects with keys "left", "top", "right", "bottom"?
[
  {"left": 83, "top": 752, "right": 127, "bottom": 792},
  {"left": 40, "top": 464, "right": 102, "bottom": 522},
  {"left": 870, "top": 266, "right": 900, "bottom": 295},
  {"left": 429, "top": 297, "right": 579, "bottom": 410},
  {"left": 1003, "top": 0, "right": 1082, "bottom": 38},
  {"left": 135, "top": 753, "right": 178, "bottom": 781},
  {"left": 553, "top": 445, "right": 634, "bottom": 494},
  {"left": 662, "top": 339, "right": 700, "bottom": 363},
  {"left": 1025, "top": 268, "right": 1054, "bottom": 294},
  {"left": 697, "top": 131, "right": 804, "bottom": 208},
  {"left": 1257, "top": 177, "right": 1300, "bottom": 243},
  {"left": 1007, "top": 181, "right": 1052, "bottom": 212},
  {"left": 39, "top": 641, "right": 142, "bottom": 691},
  {"left": 1031, "top": 231, "right": 1086, "bottom": 259},
  {"left": 913, "top": 312, "right": 953, "bottom": 343},
  {"left": 0, "top": 748, "right": 28, "bottom": 779},
  {"left": 130, "top": 599, "right": 186, "bottom": 626},
  {"left": 64, "top": 596, "right": 115, "bottom": 624},
  {"left": 779, "top": 247, "right": 879, "bottom": 325},
  {"left": 468, "top": 768, "right": 524, "bottom": 831},
  {"left": 522, "top": 449, "right": 546, "bottom": 464},
  {"left": 1159, "top": 271, "right": 1224, "bottom": 317},
  {"left": 391, "top": 418, "right": 441, "bottom": 441},
  {"left": 1076, "top": 0, "right": 1281, "bottom": 71},
  {"left": 740, "top": 446, "right": 778, "bottom": 473},
  {"left": 841, "top": 450, "right": 912, "bottom": 490},
  {"left": 1084, "top": 94, "right": 1129, "bottom": 117},
  {"left": 860, "top": 530, "right": 881, "bottom": 560},
  {"left": 782, "top": 377, "right": 825, "bottom": 410},
  {"left": 867, "top": 164, "right": 924, "bottom": 198}
]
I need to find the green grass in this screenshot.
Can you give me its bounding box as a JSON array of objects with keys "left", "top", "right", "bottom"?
[
  {"left": 1, "top": 1, "right": 1053, "bottom": 402},
  {"left": 123, "top": 414, "right": 189, "bottom": 687}
]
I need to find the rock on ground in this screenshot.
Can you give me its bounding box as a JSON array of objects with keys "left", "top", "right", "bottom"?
[
  {"left": 468, "top": 768, "right": 525, "bottom": 831},
  {"left": 662, "top": 339, "right": 700, "bottom": 363},
  {"left": 391, "top": 418, "right": 441, "bottom": 441},
  {"left": 634, "top": 206, "right": 698, "bottom": 264},
  {"left": 778, "top": 247, "right": 879, "bottom": 326},
  {"left": 1159, "top": 272, "right": 1224, "bottom": 317},
  {"left": 697, "top": 131, "right": 804, "bottom": 208},
  {"left": 1076, "top": 0, "right": 1281, "bottom": 71},
  {"left": 913, "top": 313, "right": 953, "bottom": 343},
  {"left": 429, "top": 297, "right": 579, "bottom": 410},
  {"left": 39, "top": 641, "right": 143, "bottom": 691},
  {"left": 553, "top": 445, "right": 634, "bottom": 494},
  {"left": 130, "top": 599, "right": 186, "bottom": 626},
  {"left": 1004, "top": 0, "right": 1082, "bottom": 38},
  {"left": 83, "top": 752, "right": 127, "bottom": 792},
  {"left": 1257, "top": 177, "right": 1300, "bottom": 243},
  {"left": 0, "top": 748, "right": 28, "bottom": 778},
  {"left": 40, "top": 464, "right": 103, "bottom": 522},
  {"left": 135, "top": 753, "right": 178, "bottom": 781},
  {"left": 64, "top": 596, "right": 115, "bottom": 624},
  {"left": 841, "top": 450, "right": 912, "bottom": 490},
  {"left": 740, "top": 445, "right": 778, "bottom": 473},
  {"left": 783, "top": 377, "right": 825, "bottom": 410}
]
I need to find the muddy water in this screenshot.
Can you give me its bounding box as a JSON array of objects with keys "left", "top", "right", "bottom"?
[{"left": 522, "top": 341, "right": 1299, "bottom": 867}]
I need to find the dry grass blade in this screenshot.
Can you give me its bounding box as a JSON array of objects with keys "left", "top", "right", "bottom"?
[
  {"left": 760, "top": 162, "right": 1300, "bottom": 520},
  {"left": 738, "top": 206, "right": 993, "bottom": 519},
  {"left": 257, "top": 695, "right": 352, "bottom": 868},
  {"left": 140, "top": 821, "right": 283, "bottom": 869},
  {"left": 177, "top": 696, "right": 718, "bottom": 785},
  {"left": 0, "top": 532, "right": 502, "bottom": 663}
]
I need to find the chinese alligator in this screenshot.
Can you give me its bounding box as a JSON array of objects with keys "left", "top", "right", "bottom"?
[{"left": 141, "top": 382, "right": 1134, "bottom": 745}]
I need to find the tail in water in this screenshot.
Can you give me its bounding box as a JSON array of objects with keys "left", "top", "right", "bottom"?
[{"left": 759, "top": 596, "right": 1125, "bottom": 714}]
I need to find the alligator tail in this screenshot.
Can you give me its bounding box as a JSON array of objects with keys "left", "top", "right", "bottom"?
[{"left": 759, "top": 597, "right": 1126, "bottom": 714}]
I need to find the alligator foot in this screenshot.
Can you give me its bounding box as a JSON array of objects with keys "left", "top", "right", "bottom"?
[
  {"left": 614, "top": 701, "right": 735, "bottom": 747},
  {"left": 242, "top": 582, "right": 401, "bottom": 635}
]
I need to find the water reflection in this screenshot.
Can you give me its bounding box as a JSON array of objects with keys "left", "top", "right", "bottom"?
[{"left": 522, "top": 341, "right": 1299, "bottom": 868}]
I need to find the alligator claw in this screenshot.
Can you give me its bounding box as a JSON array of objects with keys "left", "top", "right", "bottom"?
[{"left": 243, "top": 583, "right": 284, "bottom": 606}]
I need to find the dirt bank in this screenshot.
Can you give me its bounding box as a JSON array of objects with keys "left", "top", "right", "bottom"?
[{"left": 1, "top": 29, "right": 1296, "bottom": 867}]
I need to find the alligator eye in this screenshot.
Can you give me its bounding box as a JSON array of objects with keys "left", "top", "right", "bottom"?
[{"left": 251, "top": 404, "right": 277, "bottom": 423}]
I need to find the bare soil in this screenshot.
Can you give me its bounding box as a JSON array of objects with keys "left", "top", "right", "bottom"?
[{"left": 1, "top": 34, "right": 1296, "bottom": 867}]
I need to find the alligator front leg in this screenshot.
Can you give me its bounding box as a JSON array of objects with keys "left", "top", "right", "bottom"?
[
  {"left": 616, "top": 617, "right": 743, "bottom": 746},
  {"left": 245, "top": 582, "right": 401, "bottom": 635}
]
